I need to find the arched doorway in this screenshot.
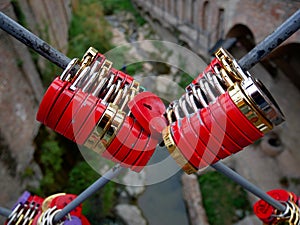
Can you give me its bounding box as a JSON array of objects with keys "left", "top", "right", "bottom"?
[{"left": 226, "top": 24, "right": 255, "bottom": 51}]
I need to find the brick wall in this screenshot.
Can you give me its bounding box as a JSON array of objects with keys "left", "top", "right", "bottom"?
[{"left": 133, "top": 0, "right": 300, "bottom": 55}]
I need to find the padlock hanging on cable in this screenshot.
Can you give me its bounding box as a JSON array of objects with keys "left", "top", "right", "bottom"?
[
  {"left": 254, "top": 189, "right": 300, "bottom": 224},
  {"left": 36, "top": 47, "right": 167, "bottom": 172},
  {"left": 4, "top": 191, "right": 90, "bottom": 225},
  {"left": 163, "top": 48, "right": 285, "bottom": 173},
  {"left": 4, "top": 192, "right": 44, "bottom": 225},
  {"left": 37, "top": 47, "right": 285, "bottom": 174}
]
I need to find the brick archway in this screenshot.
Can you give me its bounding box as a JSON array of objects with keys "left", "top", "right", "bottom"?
[{"left": 226, "top": 24, "right": 255, "bottom": 51}]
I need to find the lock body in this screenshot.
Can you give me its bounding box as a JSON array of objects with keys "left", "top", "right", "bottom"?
[
  {"left": 254, "top": 189, "right": 300, "bottom": 224},
  {"left": 163, "top": 48, "right": 284, "bottom": 173},
  {"left": 37, "top": 47, "right": 284, "bottom": 174},
  {"left": 36, "top": 48, "right": 166, "bottom": 172},
  {"left": 4, "top": 191, "right": 90, "bottom": 225}
]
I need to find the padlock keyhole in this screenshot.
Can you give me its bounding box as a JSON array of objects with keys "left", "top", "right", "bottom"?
[{"left": 143, "top": 103, "right": 152, "bottom": 110}]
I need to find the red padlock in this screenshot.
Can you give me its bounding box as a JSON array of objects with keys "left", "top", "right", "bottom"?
[
  {"left": 44, "top": 82, "right": 75, "bottom": 130},
  {"left": 111, "top": 118, "right": 143, "bottom": 163},
  {"left": 102, "top": 116, "right": 134, "bottom": 160},
  {"left": 162, "top": 47, "right": 280, "bottom": 174},
  {"left": 201, "top": 106, "right": 241, "bottom": 153},
  {"left": 55, "top": 90, "right": 88, "bottom": 136},
  {"left": 49, "top": 194, "right": 82, "bottom": 217},
  {"left": 172, "top": 121, "right": 209, "bottom": 169},
  {"left": 64, "top": 93, "right": 98, "bottom": 141},
  {"left": 114, "top": 69, "right": 134, "bottom": 87},
  {"left": 74, "top": 101, "right": 107, "bottom": 145},
  {"left": 253, "top": 189, "right": 295, "bottom": 224},
  {"left": 121, "top": 129, "right": 149, "bottom": 168},
  {"left": 36, "top": 77, "right": 68, "bottom": 124},
  {"left": 189, "top": 112, "right": 229, "bottom": 160},
  {"left": 209, "top": 99, "right": 253, "bottom": 148},
  {"left": 192, "top": 58, "right": 221, "bottom": 84},
  {"left": 36, "top": 47, "right": 167, "bottom": 172},
  {"left": 180, "top": 116, "right": 221, "bottom": 164},
  {"left": 128, "top": 91, "right": 167, "bottom": 137},
  {"left": 71, "top": 95, "right": 100, "bottom": 142},
  {"left": 131, "top": 136, "right": 158, "bottom": 172},
  {"left": 219, "top": 92, "right": 263, "bottom": 142}
]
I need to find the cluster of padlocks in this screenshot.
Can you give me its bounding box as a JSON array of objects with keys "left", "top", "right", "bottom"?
[
  {"left": 5, "top": 189, "right": 300, "bottom": 225},
  {"left": 5, "top": 192, "right": 88, "bottom": 225},
  {"left": 254, "top": 189, "right": 300, "bottom": 224},
  {"left": 162, "top": 48, "right": 284, "bottom": 173},
  {"left": 36, "top": 47, "right": 284, "bottom": 174},
  {"left": 36, "top": 47, "right": 167, "bottom": 172},
  {"left": 33, "top": 47, "right": 292, "bottom": 225}
]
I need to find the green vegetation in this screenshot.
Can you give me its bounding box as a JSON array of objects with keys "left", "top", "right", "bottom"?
[
  {"left": 33, "top": 127, "right": 69, "bottom": 195},
  {"left": 101, "top": 0, "right": 146, "bottom": 25},
  {"left": 66, "top": 161, "right": 117, "bottom": 218},
  {"left": 21, "top": 166, "right": 35, "bottom": 179},
  {"left": 16, "top": 59, "right": 23, "bottom": 68},
  {"left": 33, "top": 127, "right": 118, "bottom": 221},
  {"left": 199, "top": 171, "right": 252, "bottom": 225},
  {"left": 178, "top": 72, "right": 194, "bottom": 89},
  {"left": 68, "top": 0, "right": 113, "bottom": 59},
  {"left": 66, "top": 161, "right": 99, "bottom": 193},
  {"left": 39, "top": 140, "right": 63, "bottom": 189},
  {"left": 101, "top": 181, "right": 117, "bottom": 216},
  {"left": 68, "top": 0, "right": 146, "bottom": 77},
  {"left": 125, "top": 62, "right": 144, "bottom": 76}
]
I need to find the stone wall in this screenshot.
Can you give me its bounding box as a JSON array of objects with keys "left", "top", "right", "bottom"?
[
  {"left": 132, "top": 0, "right": 300, "bottom": 57},
  {"left": 0, "top": 0, "right": 71, "bottom": 214}
]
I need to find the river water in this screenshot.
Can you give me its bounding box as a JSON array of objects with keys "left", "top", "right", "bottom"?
[{"left": 137, "top": 147, "right": 190, "bottom": 225}]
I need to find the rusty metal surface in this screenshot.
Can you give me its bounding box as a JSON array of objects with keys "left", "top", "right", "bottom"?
[{"left": 0, "top": 12, "right": 70, "bottom": 69}]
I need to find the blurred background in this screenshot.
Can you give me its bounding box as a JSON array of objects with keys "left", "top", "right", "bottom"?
[{"left": 0, "top": 0, "right": 300, "bottom": 224}]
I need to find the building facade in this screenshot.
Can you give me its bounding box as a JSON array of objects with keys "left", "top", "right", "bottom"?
[{"left": 132, "top": 0, "right": 300, "bottom": 87}]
